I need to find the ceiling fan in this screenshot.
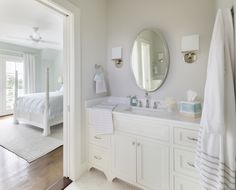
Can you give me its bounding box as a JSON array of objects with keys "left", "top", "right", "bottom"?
[
  {"left": 7, "top": 27, "right": 59, "bottom": 45},
  {"left": 29, "top": 27, "right": 42, "bottom": 43}
]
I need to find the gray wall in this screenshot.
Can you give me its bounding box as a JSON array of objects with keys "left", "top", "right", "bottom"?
[
  {"left": 0, "top": 41, "right": 63, "bottom": 92},
  {"left": 216, "top": 0, "right": 234, "bottom": 9},
  {"left": 107, "top": 0, "right": 216, "bottom": 101}
]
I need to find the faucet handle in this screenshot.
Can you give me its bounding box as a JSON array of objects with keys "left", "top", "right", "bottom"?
[
  {"left": 153, "top": 101, "right": 161, "bottom": 109},
  {"left": 153, "top": 102, "right": 158, "bottom": 109},
  {"left": 138, "top": 100, "right": 142, "bottom": 107}
]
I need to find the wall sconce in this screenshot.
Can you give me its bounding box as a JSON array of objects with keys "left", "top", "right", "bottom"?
[
  {"left": 112, "top": 47, "right": 123, "bottom": 68},
  {"left": 181, "top": 35, "right": 199, "bottom": 64}
]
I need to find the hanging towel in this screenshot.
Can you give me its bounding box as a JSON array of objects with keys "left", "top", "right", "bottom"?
[
  {"left": 195, "top": 9, "right": 236, "bottom": 190},
  {"left": 88, "top": 104, "right": 116, "bottom": 134},
  {"left": 94, "top": 72, "right": 107, "bottom": 94}
]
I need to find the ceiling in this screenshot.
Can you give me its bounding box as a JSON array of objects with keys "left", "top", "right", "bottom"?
[{"left": 0, "top": 0, "right": 64, "bottom": 50}]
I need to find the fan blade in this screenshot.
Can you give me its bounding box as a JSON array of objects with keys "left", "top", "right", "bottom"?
[
  {"left": 6, "top": 35, "right": 31, "bottom": 41},
  {"left": 40, "top": 39, "right": 60, "bottom": 45},
  {"left": 6, "top": 35, "right": 60, "bottom": 46}
]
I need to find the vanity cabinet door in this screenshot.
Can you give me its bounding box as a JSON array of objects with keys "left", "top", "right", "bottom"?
[
  {"left": 112, "top": 132, "right": 137, "bottom": 183},
  {"left": 137, "top": 137, "right": 169, "bottom": 190}
]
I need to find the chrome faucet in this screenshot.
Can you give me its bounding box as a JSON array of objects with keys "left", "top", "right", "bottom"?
[{"left": 145, "top": 92, "right": 150, "bottom": 108}]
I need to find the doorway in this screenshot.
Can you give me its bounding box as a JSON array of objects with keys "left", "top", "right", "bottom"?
[
  {"left": 0, "top": 0, "right": 81, "bottom": 189},
  {"left": 36, "top": 0, "right": 82, "bottom": 182}
]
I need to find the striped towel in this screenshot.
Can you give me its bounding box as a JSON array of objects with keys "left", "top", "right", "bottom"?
[
  {"left": 195, "top": 9, "right": 236, "bottom": 190},
  {"left": 195, "top": 127, "right": 235, "bottom": 190}
]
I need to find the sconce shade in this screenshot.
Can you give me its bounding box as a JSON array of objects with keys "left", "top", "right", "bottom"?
[
  {"left": 112, "top": 47, "right": 122, "bottom": 60},
  {"left": 112, "top": 46, "right": 123, "bottom": 68},
  {"left": 181, "top": 35, "right": 199, "bottom": 52}
]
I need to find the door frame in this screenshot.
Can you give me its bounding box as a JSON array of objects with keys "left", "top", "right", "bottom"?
[{"left": 36, "top": 0, "right": 82, "bottom": 180}]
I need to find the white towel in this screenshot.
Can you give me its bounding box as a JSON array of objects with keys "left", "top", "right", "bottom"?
[
  {"left": 94, "top": 73, "right": 107, "bottom": 94},
  {"left": 89, "top": 104, "right": 116, "bottom": 134},
  {"left": 195, "top": 9, "right": 236, "bottom": 190}
]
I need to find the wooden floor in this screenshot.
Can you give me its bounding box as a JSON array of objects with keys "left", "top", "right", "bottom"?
[{"left": 0, "top": 116, "right": 64, "bottom": 190}]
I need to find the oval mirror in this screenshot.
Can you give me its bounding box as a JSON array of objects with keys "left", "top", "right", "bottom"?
[{"left": 131, "top": 29, "right": 169, "bottom": 92}]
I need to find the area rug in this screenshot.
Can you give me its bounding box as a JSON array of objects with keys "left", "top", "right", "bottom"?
[{"left": 0, "top": 118, "right": 63, "bottom": 162}]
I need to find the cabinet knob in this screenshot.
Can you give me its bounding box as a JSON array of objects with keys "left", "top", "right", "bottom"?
[
  {"left": 187, "top": 162, "right": 195, "bottom": 168},
  {"left": 187, "top": 137, "right": 198, "bottom": 142},
  {"left": 94, "top": 136, "right": 102, "bottom": 140},
  {"left": 132, "top": 141, "right": 136, "bottom": 146},
  {"left": 137, "top": 142, "right": 141, "bottom": 146},
  {"left": 94, "top": 155, "right": 102, "bottom": 160}
]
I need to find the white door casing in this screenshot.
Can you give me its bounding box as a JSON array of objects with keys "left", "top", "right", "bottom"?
[{"left": 36, "top": 0, "right": 82, "bottom": 180}]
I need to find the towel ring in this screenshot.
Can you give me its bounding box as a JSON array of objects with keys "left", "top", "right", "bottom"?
[{"left": 95, "top": 64, "right": 103, "bottom": 74}]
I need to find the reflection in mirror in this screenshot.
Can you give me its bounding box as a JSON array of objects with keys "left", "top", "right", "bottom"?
[{"left": 131, "top": 29, "right": 169, "bottom": 92}]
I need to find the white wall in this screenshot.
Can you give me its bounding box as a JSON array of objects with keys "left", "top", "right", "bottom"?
[
  {"left": 79, "top": 0, "right": 108, "bottom": 100},
  {"left": 66, "top": 0, "right": 108, "bottom": 178},
  {"left": 107, "top": 0, "right": 216, "bottom": 101}
]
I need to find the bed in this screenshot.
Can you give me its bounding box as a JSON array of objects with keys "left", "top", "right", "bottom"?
[{"left": 13, "top": 68, "right": 63, "bottom": 136}]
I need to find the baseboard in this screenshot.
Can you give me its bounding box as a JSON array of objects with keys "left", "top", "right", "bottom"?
[
  {"left": 47, "top": 177, "right": 72, "bottom": 190},
  {"left": 79, "top": 162, "right": 89, "bottom": 177}
]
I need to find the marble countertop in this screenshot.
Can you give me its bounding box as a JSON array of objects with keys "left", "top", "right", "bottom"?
[
  {"left": 85, "top": 97, "right": 201, "bottom": 126},
  {"left": 113, "top": 104, "right": 200, "bottom": 126}
]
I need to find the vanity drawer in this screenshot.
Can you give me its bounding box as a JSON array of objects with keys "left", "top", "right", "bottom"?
[
  {"left": 174, "top": 176, "right": 202, "bottom": 190},
  {"left": 174, "top": 148, "right": 199, "bottom": 178},
  {"left": 89, "top": 144, "right": 109, "bottom": 170},
  {"left": 89, "top": 127, "right": 111, "bottom": 148},
  {"left": 174, "top": 128, "right": 198, "bottom": 148}
]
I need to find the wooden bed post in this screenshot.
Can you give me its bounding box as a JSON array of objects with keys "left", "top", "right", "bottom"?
[
  {"left": 13, "top": 70, "right": 19, "bottom": 124},
  {"left": 43, "top": 68, "right": 50, "bottom": 136}
]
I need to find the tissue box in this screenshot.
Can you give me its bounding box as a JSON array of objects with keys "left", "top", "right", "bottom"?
[{"left": 180, "top": 101, "right": 202, "bottom": 118}]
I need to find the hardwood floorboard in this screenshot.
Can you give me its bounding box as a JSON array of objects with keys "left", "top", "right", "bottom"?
[
  {"left": 0, "top": 145, "right": 64, "bottom": 190},
  {"left": 0, "top": 114, "right": 13, "bottom": 120}
]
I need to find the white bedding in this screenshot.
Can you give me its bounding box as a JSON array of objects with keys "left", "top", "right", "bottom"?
[{"left": 15, "top": 91, "right": 63, "bottom": 119}]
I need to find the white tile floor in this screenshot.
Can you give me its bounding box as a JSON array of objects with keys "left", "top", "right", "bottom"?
[{"left": 65, "top": 168, "right": 142, "bottom": 190}]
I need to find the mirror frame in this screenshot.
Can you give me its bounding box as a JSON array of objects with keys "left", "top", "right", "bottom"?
[{"left": 130, "top": 28, "right": 170, "bottom": 92}]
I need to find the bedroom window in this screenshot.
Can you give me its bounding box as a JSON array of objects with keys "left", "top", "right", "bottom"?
[
  {"left": 0, "top": 55, "right": 24, "bottom": 116},
  {"left": 6, "top": 60, "right": 24, "bottom": 111}
]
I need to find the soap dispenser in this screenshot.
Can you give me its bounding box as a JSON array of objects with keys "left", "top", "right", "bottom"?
[
  {"left": 128, "top": 95, "right": 138, "bottom": 106},
  {"left": 131, "top": 96, "right": 138, "bottom": 106}
]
